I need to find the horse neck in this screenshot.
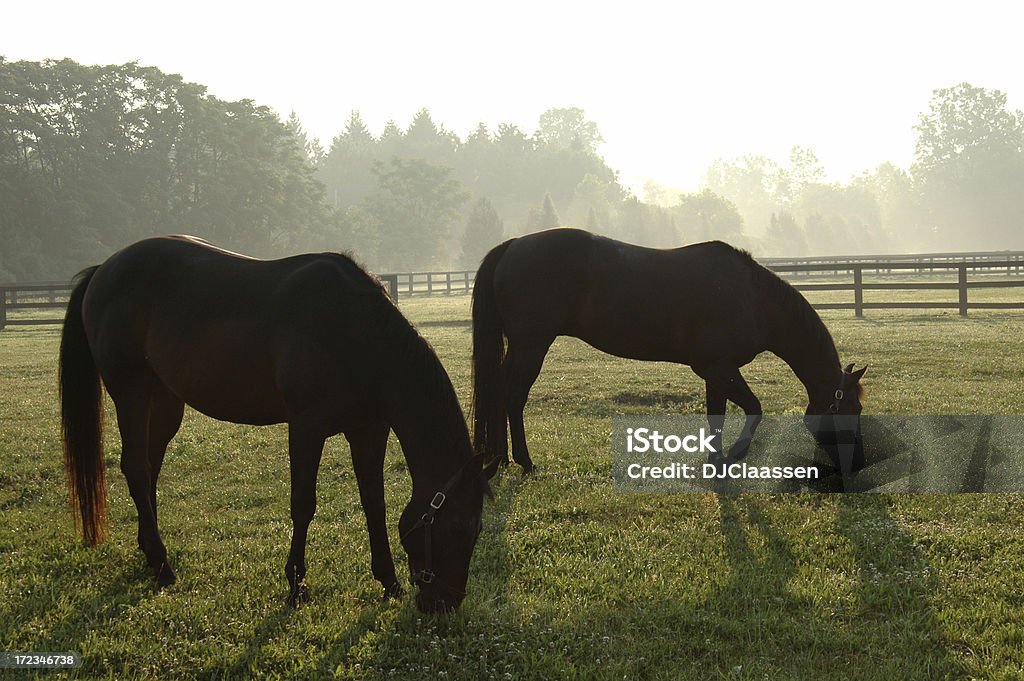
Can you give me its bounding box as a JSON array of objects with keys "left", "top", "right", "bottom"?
[
  {"left": 381, "top": 345, "right": 470, "bottom": 493},
  {"left": 762, "top": 287, "right": 843, "bottom": 407}
]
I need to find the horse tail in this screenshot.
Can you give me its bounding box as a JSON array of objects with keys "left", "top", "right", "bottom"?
[
  {"left": 59, "top": 265, "right": 106, "bottom": 546},
  {"left": 471, "top": 239, "right": 514, "bottom": 470}
]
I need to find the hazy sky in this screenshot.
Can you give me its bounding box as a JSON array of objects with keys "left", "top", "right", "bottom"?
[{"left": 3, "top": 1, "right": 1021, "bottom": 195}]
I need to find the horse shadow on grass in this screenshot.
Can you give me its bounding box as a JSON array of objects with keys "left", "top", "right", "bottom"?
[
  {"left": 700, "top": 494, "right": 965, "bottom": 678},
  {"left": 342, "top": 480, "right": 968, "bottom": 680},
  {"left": 92, "top": 472, "right": 968, "bottom": 679}
]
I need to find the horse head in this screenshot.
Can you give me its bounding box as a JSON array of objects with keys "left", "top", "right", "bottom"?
[
  {"left": 399, "top": 453, "right": 491, "bottom": 612},
  {"left": 804, "top": 363, "right": 867, "bottom": 473}
]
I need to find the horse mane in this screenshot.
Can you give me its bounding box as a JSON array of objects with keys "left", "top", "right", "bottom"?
[
  {"left": 337, "top": 254, "right": 487, "bottom": 490},
  {"left": 732, "top": 247, "right": 845, "bottom": 381}
]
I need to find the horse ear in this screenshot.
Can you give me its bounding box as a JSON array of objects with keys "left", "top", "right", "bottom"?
[
  {"left": 463, "top": 453, "right": 496, "bottom": 498},
  {"left": 844, "top": 363, "right": 855, "bottom": 374},
  {"left": 468, "top": 453, "right": 497, "bottom": 498},
  {"left": 481, "top": 454, "right": 503, "bottom": 481},
  {"left": 850, "top": 364, "right": 868, "bottom": 381},
  {"left": 465, "top": 452, "right": 486, "bottom": 472}
]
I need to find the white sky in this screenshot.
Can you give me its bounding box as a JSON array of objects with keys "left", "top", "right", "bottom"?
[{"left": 3, "top": 0, "right": 1021, "bottom": 195}]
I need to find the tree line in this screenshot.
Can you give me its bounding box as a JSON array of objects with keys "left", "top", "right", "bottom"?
[{"left": 2, "top": 58, "right": 1022, "bottom": 282}]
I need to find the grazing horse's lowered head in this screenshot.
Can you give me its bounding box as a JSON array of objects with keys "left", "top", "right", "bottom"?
[
  {"left": 398, "top": 453, "right": 491, "bottom": 613},
  {"left": 804, "top": 363, "right": 868, "bottom": 473}
]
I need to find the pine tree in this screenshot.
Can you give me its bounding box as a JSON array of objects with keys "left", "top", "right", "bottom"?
[
  {"left": 460, "top": 197, "right": 504, "bottom": 267},
  {"left": 523, "top": 193, "right": 562, "bottom": 234}
]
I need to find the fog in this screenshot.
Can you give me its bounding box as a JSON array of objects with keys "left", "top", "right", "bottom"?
[{"left": 2, "top": 1, "right": 1023, "bottom": 278}]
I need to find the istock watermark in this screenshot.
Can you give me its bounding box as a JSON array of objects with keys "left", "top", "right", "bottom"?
[
  {"left": 625, "top": 427, "right": 718, "bottom": 454},
  {"left": 612, "top": 415, "right": 1024, "bottom": 493}
]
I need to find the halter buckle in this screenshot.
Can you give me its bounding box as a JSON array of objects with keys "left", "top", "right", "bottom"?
[
  {"left": 430, "top": 491, "right": 446, "bottom": 510},
  {"left": 834, "top": 389, "right": 844, "bottom": 401},
  {"left": 420, "top": 569, "right": 435, "bottom": 584}
]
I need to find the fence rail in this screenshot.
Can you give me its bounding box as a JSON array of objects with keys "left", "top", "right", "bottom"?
[
  {"left": 759, "top": 250, "right": 1024, "bottom": 269},
  {"left": 3, "top": 251, "right": 1024, "bottom": 330}
]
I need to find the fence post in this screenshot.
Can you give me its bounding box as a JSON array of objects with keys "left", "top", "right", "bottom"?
[
  {"left": 0, "top": 287, "right": 6, "bottom": 331},
  {"left": 464, "top": 271, "right": 470, "bottom": 293},
  {"left": 446, "top": 272, "right": 451, "bottom": 294},
  {"left": 958, "top": 265, "right": 968, "bottom": 316},
  {"left": 854, "top": 267, "right": 863, "bottom": 318},
  {"left": 380, "top": 274, "right": 398, "bottom": 301}
]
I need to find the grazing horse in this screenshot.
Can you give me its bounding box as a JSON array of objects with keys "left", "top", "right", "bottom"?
[
  {"left": 60, "top": 236, "right": 489, "bottom": 612},
  {"left": 471, "top": 228, "right": 866, "bottom": 475}
]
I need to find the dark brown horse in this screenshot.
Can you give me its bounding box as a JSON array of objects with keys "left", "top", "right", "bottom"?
[
  {"left": 60, "top": 235, "right": 489, "bottom": 612},
  {"left": 471, "top": 228, "right": 867, "bottom": 474}
]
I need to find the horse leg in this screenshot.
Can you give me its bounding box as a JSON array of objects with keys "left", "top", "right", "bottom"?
[
  {"left": 345, "top": 423, "right": 403, "bottom": 599},
  {"left": 145, "top": 385, "right": 184, "bottom": 548},
  {"left": 504, "top": 338, "right": 552, "bottom": 474},
  {"left": 284, "top": 422, "right": 326, "bottom": 606},
  {"left": 704, "top": 379, "right": 727, "bottom": 462},
  {"left": 694, "top": 363, "right": 762, "bottom": 462},
  {"left": 114, "top": 386, "right": 174, "bottom": 586}
]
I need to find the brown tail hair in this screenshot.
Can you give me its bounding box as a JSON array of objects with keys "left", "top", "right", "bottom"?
[
  {"left": 59, "top": 265, "right": 106, "bottom": 545},
  {"left": 471, "top": 239, "right": 515, "bottom": 468}
]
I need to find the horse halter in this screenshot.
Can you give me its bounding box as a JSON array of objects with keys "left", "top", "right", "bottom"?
[
  {"left": 400, "top": 467, "right": 467, "bottom": 596},
  {"left": 828, "top": 366, "right": 856, "bottom": 413},
  {"left": 829, "top": 387, "right": 845, "bottom": 414}
]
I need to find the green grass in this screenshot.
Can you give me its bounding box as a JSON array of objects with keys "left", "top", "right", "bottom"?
[{"left": 2, "top": 298, "right": 1024, "bottom": 679}]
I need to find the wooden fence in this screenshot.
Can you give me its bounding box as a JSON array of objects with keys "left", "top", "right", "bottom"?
[
  {"left": 0, "top": 282, "right": 70, "bottom": 330},
  {"left": 2, "top": 252, "right": 1024, "bottom": 330}
]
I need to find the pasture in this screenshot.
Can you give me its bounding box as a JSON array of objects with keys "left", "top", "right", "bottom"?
[{"left": 2, "top": 296, "right": 1024, "bottom": 679}]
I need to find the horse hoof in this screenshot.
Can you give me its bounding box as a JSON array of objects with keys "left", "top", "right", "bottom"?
[
  {"left": 383, "top": 582, "right": 406, "bottom": 600},
  {"left": 521, "top": 464, "right": 536, "bottom": 476},
  {"left": 288, "top": 584, "right": 311, "bottom": 608},
  {"left": 727, "top": 440, "right": 752, "bottom": 461},
  {"left": 155, "top": 562, "right": 177, "bottom": 587}
]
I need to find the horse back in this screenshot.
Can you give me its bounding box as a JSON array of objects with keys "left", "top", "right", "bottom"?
[
  {"left": 493, "top": 229, "right": 765, "bottom": 366},
  {"left": 82, "top": 236, "right": 387, "bottom": 429}
]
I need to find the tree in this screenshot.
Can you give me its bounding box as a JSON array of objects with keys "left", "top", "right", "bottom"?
[
  {"left": 914, "top": 83, "right": 1022, "bottom": 175},
  {"left": 704, "top": 155, "right": 780, "bottom": 235},
  {"left": 318, "top": 110, "right": 378, "bottom": 208},
  {"left": 535, "top": 107, "right": 604, "bottom": 154},
  {"left": 0, "top": 58, "right": 330, "bottom": 279},
  {"left": 764, "top": 212, "right": 807, "bottom": 256},
  {"left": 912, "top": 82, "right": 1024, "bottom": 249},
  {"left": 673, "top": 189, "right": 744, "bottom": 243},
  {"left": 362, "top": 158, "right": 467, "bottom": 271},
  {"left": 285, "top": 111, "right": 325, "bottom": 168},
  {"left": 795, "top": 183, "right": 882, "bottom": 254},
  {"left": 540, "top": 193, "right": 561, "bottom": 228},
  {"left": 524, "top": 193, "right": 560, "bottom": 233},
  {"left": 568, "top": 173, "right": 613, "bottom": 230},
  {"left": 404, "top": 108, "right": 458, "bottom": 164},
  {"left": 775, "top": 146, "right": 826, "bottom": 205},
  {"left": 459, "top": 197, "right": 504, "bottom": 267},
  {"left": 852, "top": 163, "right": 922, "bottom": 250}
]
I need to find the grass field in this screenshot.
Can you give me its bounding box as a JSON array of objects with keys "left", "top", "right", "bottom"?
[{"left": 2, "top": 296, "right": 1024, "bottom": 679}]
